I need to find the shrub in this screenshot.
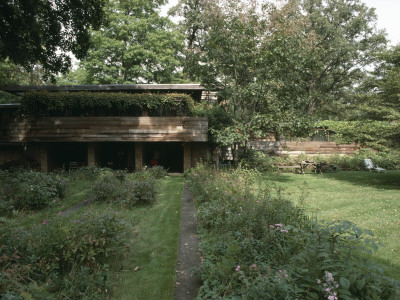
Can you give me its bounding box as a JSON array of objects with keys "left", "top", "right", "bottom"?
[
  {"left": 91, "top": 170, "right": 158, "bottom": 208},
  {"left": 0, "top": 211, "right": 127, "bottom": 298},
  {"left": 91, "top": 172, "right": 122, "bottom": 203},
  {"left": 146, "top": 165, "right": 168, "bottom": 179},
  {"left": 239, "top": 150, "right": 292, "bottom": 172},
  {"left": 0, "top": 169, "right": 65, "bottom": 214}
]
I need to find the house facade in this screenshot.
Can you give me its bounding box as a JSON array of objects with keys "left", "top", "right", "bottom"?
[{"left": 0, "top": 84, "right": 211, "bottom": 172}]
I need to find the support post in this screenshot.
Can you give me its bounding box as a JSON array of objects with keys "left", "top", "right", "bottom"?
[
  {"left": 40, "top": 144, "right": 48, "bottom": 172},
  {"left": 184, "top": 143, "right": 192, "bottom": 171},
  {"left": 135, "top": 142, "right": 144, "bottom": 171},
  {"left": 87, "top": 143, "right": 96, "bottom": 167}
]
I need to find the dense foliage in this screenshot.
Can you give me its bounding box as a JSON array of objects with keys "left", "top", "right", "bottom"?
[
  {"left": 0, "top": 212, "right": 127, "bottom": 298},
  {"left": 74, "top": 0, "right": 184, "bottom": 84},
  {"left": 20, "top": 91, "right": 196, "bottom": 117},
  {"left": 91, "top": 169, "right": 161, "bottom": 208},
  {"left": 0, "top": 169, "right": 65, "bottom": 216},
  {"left": 0, "top": 0, "right": 106, "bottom": 75},
  {"left": 175, "top": 0, "right": 387, "bottom": 156},
  {"left": 317, "top": 120, "right": 400, "bottom": 152},
  {"left": 187, "top": 165, "right": 399, "bottom": 299}
]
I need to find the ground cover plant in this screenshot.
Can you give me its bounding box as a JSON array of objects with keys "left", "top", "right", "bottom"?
[
  {"left": 0, "top": 166, "right": 179, "bottom": 299},
  {"left": 187, "top": 165, "right": 399, "bottom": 299}
]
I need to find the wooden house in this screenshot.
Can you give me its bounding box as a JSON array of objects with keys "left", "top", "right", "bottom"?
[{"left": 0, "top": 84, "right": 211, "bottom": 172}]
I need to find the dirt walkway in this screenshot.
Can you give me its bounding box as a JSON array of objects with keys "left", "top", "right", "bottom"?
[{"left": 174, "top": 184, "right": 202, "bottom": 300}]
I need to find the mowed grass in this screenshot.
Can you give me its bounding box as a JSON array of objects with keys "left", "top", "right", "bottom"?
[
  {"left": 111, "top": 175, "right": 184, "bottom": 300},
  {"left": 260, "top": 170, "right": 400, "bottom": 280}
]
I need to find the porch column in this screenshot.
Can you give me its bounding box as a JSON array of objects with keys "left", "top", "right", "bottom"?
[
  {"left": 40, "top": 144, "right": 48, "bottom": 172},
  {"left": 135, "top": 142, "right": 144, "bottom": 171},
  {"left": 184, "top": 143, "right": 192, "bottom": 171},
  {"left": 87, "top": 143, "right": 96, "bottom": 167}
]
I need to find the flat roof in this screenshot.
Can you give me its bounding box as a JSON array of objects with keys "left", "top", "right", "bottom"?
[{"left": 0, "top": 84, "right": 204, "bottom": 95}]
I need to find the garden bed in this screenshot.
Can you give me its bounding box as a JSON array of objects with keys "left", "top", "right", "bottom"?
[{"left": 0, "top": 167, "right": 183, "bottom": 299}]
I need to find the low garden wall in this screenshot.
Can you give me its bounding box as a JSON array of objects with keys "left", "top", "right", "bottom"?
[{"left": 250, "top": 140, "right": 359, "bottom": 157}]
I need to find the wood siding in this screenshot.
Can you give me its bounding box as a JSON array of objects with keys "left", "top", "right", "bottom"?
[
  {"left": 250, "top": 140, "right": 359, "bottom": 156},
  {"left": 0, "top": 116, "right": 208, "bottom": 142}
]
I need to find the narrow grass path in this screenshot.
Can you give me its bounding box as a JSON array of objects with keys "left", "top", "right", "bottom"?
[
  {"left": 18, "top": 178, "right": 92, "bottom": 228},
  {"left": 112, "top": 175, "right": 184, "bottom": 300},
  {"left": 260, "top": 170, "right": 400, "bottom": 280}
]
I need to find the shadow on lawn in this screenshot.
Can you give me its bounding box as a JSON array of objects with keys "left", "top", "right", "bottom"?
[
  {"left": 320, "top": 170, "right": 400, "bottom": 191},
  {"left": 263, "top": 170, "right": 400, "bottom": 191},
  {"left": 370, "top": 254, "right": 400, "bottom": 282}
]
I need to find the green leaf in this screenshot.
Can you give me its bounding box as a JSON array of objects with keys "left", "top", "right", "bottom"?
[{"left": 340, "top": 277, "right": 350, "bottom": 289}]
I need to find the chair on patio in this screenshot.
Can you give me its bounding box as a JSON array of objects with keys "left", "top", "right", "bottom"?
[
  {"left": 69, "top": 161, "right": 79, "bottom": 172},
  {"left": 363, "top": 159, "right": 386, "bottom": 173}
]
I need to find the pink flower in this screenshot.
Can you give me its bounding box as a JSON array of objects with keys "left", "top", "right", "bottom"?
[
  {"left": 280, "top": 229, "right": 289, "bottom": 233},
  {"left": 73, "top": 220, "right": 78, "bottom": 223},
  {"left": 57, "top": 212, "right": 63, "bottom": 215},
  {"left": 275, "top": 223, "right": 283, "bottom": 227},
  {"left": 41, "top": 220, "right": 47, "bottom": 225},
  {"left": 235, "top": 266, "right": 240, "bottom": 272}
]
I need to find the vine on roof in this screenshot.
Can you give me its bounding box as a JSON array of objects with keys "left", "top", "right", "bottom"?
[{"left": 20, "top": 91, "right": 196, "bottom": 117}]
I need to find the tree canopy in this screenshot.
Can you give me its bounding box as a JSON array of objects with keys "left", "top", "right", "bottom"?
[
  {"left": 176, "top": 0, "right": 387, "bottom": 152},
  {"left": 0, "top": 0, "right": 106, "bottom": 74},
  {"left": 77, "top": 0, "right": 185, "bottom": 84}
]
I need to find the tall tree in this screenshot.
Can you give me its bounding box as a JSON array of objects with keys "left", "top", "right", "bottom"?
[
  {"left": 80, "top": 0, "right": 185, "bottom": 84},
  {"left": 0, "top": 0, "right": 106, "bottom": 75},
  {"left": 177, "top": 0, "right": 387, "bottom": 152},
  {"left": 299, "top": 0, "right": 387, "bottom": 114}
]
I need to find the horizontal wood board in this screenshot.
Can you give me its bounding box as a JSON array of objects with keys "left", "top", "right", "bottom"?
[{"left": 0, "top": 117, "right": 208, "bottom": 142}]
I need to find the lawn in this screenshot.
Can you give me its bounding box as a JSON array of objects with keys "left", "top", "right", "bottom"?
[
  {"left": 110, "top": 175, "right": 184, "bottom": 299},
  {"left": 260, "top": 170, "right": 400, "bottom": 280}
]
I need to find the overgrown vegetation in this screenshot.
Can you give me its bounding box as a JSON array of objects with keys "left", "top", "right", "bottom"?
[
  {"left": 0, "top": 166, "right": 172, "bottom": 299},
  {"left": 20, "top": 91, "right": 196, "bottom": 117},
  {"left": 186, "top": 165, "right": 399, "bottom": 299},
  {"left": 91, "top": 170, "right": 158, "bottom": 208},
  {"left": 0, "top": 169, "right": 65, "bottom": 216},
  {"left": 0, "top": 212, "right": 127, "bottom": 298}
]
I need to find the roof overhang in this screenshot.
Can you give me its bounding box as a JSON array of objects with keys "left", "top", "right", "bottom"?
[{"left": 0, "top": 84, "right": 204, "bottom": 95}]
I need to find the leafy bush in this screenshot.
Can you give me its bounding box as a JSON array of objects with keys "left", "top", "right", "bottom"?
[
  {"left": 69, "top": 166, "right": 102, "bottom": 181},
  {"left": 91, "top": 170, "right": 158, "bottom": 208},
  {"left": 146, "top": 165, "right": 168, "bottom": 179},
  {"left": 0, "top": 169, "right": 65, "bottom": 214},
  {"left": 0, "top": 212, "right": 127, "bottom": 298},
  {"left": 187, "top": 165, "right": 399, "bottom": 299},
  {"left": 239, "top": 150, "right": 293, "bottom": 172}
]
